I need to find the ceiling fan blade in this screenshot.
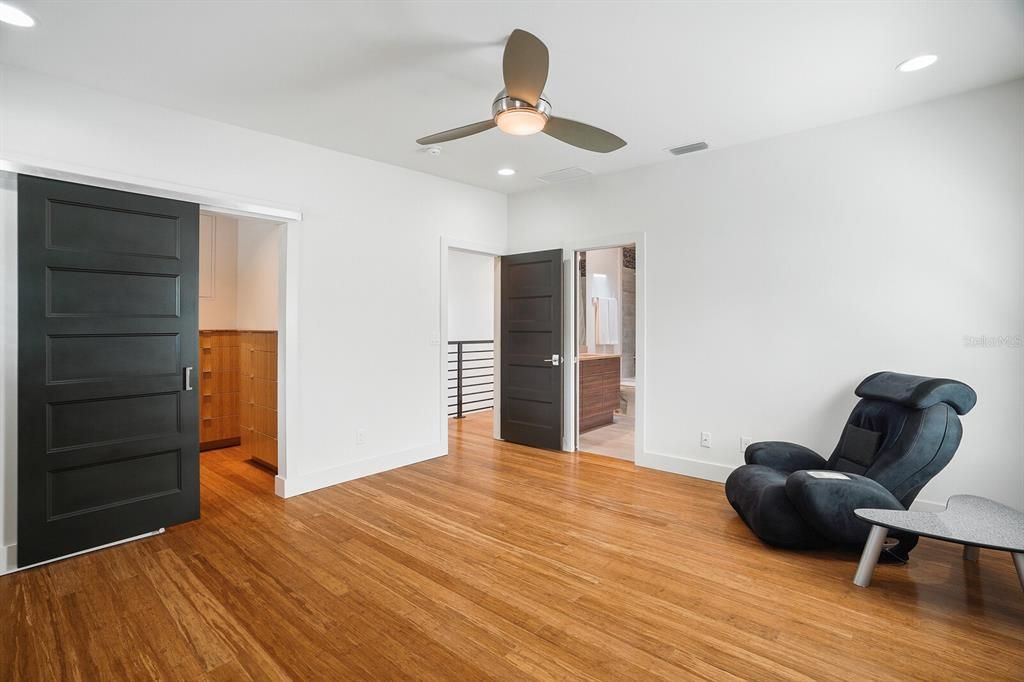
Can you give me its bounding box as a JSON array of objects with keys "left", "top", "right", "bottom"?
[
  {"left": 503, "top": 29, "right": 549, "bottom": 105},
  {"left": 543, "top": 117, "right": 626, "bottom": 153},
  {"left": 416, "top": 120, "right": 496, "bottom": 145}
]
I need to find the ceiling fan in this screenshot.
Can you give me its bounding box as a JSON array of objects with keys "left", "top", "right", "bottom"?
[{"left": 416, "top": 29, "right": 626, "bottom": 153}]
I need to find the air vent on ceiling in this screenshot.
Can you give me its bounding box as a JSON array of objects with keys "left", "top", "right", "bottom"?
[
  {"left": 537, "top": 166, "right": 593, "bottom": 184},
  {"left": 668, "top": 141, "right": 709, "bottom": 156}
]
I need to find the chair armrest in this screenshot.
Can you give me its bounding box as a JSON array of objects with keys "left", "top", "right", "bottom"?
[
  {"left": 785, "top": 471, "right": 904, "bottom": 545},
  {"left": 744, "top": 441, "right": 827, "bottom": 473}
]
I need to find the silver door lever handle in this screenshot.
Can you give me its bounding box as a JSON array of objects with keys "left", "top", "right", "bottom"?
[
  {"left": 184, "top": 366, "right": 194, "bottom": 391},
  {"left": 543, "top": 354, "right": 561, "bottom": 366}
]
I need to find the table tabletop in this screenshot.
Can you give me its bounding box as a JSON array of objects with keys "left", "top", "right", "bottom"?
[{"left": 855, "top": 495, "right": 1024, "bottom": 552}]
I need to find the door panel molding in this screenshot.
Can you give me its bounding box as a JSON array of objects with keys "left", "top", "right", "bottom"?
[
  {"left": 500, "top": 249, "right": 564, "bottom": 451},
  {"left": 18, "top": 175, "right": 200, "bottom": 567}
]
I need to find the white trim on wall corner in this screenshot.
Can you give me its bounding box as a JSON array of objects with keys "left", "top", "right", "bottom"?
[{"left": 277, "top": 442, "right": 446, "bottom": 498}]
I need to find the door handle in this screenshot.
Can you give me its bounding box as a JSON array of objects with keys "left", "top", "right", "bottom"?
[
  {"left": 184, "top": 366, "right": 194, "bottom": 391},
  {"left": 543, "top": 354, "right": 561, "bottom": 366}
]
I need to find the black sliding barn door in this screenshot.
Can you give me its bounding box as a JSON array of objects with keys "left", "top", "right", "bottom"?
[
  {"left": 17, "top": 175, "right": 200, "bottom": 567},
  {"left": 500, "top": 249, "right": 564, "bottom": 450}
]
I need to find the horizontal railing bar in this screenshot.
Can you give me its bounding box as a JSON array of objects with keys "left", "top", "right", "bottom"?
[
  {"left": 448, "top": 389, "right": 493, "bottom": 398},
  {"left": 447, "top": 339, "right": 494, "bottom": 345},
  {"left": 448, "top": 406, "right": 492, "bottom": 416},
  {"left": 461, "top": 389, "right": 494, "bottom": 398}
]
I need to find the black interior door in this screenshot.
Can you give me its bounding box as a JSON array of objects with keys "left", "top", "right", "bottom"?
[
  {"left": 500, "top": 249, "right": 564, "bottom": 450},
  {"left": 17, "top": 175, "right": 200, "bottom": 567}
]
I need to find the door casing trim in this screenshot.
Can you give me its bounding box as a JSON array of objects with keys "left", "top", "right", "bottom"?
[
  {"left": 439, "top": 238, "right": 509, "bottom": 449},
  {"left": 565, "top": 232, "right": 645, "bottom": 458}
]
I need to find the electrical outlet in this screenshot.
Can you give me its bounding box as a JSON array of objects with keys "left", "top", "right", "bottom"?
[
  {"left": 700, "top": 431, "right": 711, "bottom": 448},
  {"left": 741, "top": 436, "right": 752, "bottom": 454},
  {"left": 356, "top": 429, "right": 367, "bottom": 446}
]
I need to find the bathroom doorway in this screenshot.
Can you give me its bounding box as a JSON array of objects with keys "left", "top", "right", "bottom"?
[{"left": 574, "top": 244, "right": 637, "bottom": 460}]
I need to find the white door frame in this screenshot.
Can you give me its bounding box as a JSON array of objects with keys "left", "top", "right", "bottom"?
[
  {"left": 201, "top": 209, "right": 299, "bottom": 497},
  {"left": 563, "top": 232, "right": 646, "bottom": 458},
  {"left": 0, "top": 155, "right": 302, "bottom": 509},
  {"left": 439, "top": 237, "right": 508, "bottom": 448}
]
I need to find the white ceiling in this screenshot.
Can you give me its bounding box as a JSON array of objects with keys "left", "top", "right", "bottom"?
[{"left": 2, "top": 1, "right": 1022, "bottom": 193}]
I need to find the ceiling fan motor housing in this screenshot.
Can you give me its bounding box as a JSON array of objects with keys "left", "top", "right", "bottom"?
[{"left": 492, "top": 89, "right": 551, "bottom": 135}]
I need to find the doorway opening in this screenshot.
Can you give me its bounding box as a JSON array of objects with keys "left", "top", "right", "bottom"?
[
  {"left": 198, "top": 211, "right": 284, "bottom": 487},
  {"left": 575, "top": 245, "right": 637, "bottom": 460},
  {"left": 445, "top": 248, "right": 497, "bottom": 435}
]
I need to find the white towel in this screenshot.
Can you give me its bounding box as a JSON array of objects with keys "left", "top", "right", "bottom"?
[{"left": 595, "top": 297, "right": 620, "bottom": 345}]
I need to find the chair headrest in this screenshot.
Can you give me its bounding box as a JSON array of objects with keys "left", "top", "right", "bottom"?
[{"left": 855, "top": 371, "right": 977, "bottom": 415}]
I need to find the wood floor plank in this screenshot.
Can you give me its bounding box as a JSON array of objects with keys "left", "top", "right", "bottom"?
[{"left": 1, "top": 411, "right": 1021, "bottom": 680}]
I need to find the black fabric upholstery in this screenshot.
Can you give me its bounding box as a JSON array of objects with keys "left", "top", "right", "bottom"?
[
  {"left": 724, "top": 372, "right": 973, "bottom": 556},
  {"left": 785, "top": 471, "right": 902, "bottom": 544},
  {"left": 833, "top": 424, "right": 882, "bottom": 469},
  {"left": 725, "top": 466, "right": 827, "bottom": 549},
  {"left": 855, "top": 371, "right": 977, "bottom": 415},
  {"left": 744, "top": 441, "right": 827, "bottom": 473}
]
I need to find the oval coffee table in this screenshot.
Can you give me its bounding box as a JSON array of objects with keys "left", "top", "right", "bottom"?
[{"left": 853, "top": 495, "right": 1024, "bottom": 589}]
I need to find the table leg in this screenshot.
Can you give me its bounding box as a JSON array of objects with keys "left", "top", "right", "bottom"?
[
  {"left": 854, "top": 525, "right": 888, "bottom": 588},
  {"left": 1013, "top": 553, "right": 1024, "bottom": 592},
  {"left": 963, "top": 545, "right": 980, "bottom": 561}
]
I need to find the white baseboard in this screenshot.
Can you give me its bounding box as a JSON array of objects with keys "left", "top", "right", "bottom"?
[
  {"left": 908, "top": 498, "right": 946, "bottom": 513},
  {"left": 0, "top": 529, "right": 162, "bottom": 577},
  {"left": 637, "top": 450, "right": 736, "bottom": 483},
  {"left": 0, "top": 543, "right": 14, "bottom": 575},
  {"left": 637, "top": 450, "right": 949, "bottom": 514},
  {"left": 277, "top": 442, "right": 446, "bottom": 498}
]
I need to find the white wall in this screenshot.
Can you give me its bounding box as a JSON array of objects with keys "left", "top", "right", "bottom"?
[
  {"left": 198, "top": 213, "right": 238, "bottom": 329},
  {"left": 509, "top": 79, "right": 1024, "bottom": 511},
  {"left": 0, "top": 64, "right": 506, "bottom": 565},
  {"left": 447, "top": 249, "right": 494, "bottom": 342},
  {"left": 236, "top": 218, "right": 281, "bottom": 331}
]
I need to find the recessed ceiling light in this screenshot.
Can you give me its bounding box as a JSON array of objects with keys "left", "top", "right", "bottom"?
[
  {"left": 0, "top": 2, "right": 35, "bottom": 27},
  {"left": 896, "top": 55, "right": 938, "bottom": 73},
  {"left": 497, "top": 168, "right": 516, "bottom": 176}
]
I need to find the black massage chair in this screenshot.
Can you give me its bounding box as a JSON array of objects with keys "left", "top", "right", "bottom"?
[{"left": 725, "top": 371, "right": 976, "bottom": 559}]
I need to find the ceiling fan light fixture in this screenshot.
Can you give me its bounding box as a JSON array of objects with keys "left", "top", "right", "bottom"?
[
  {"left": 415, "top": 30, "right": 625, "bottom": 153},
  {"left": 495, "top": 109, "right": 547, "bottom": 136}
]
